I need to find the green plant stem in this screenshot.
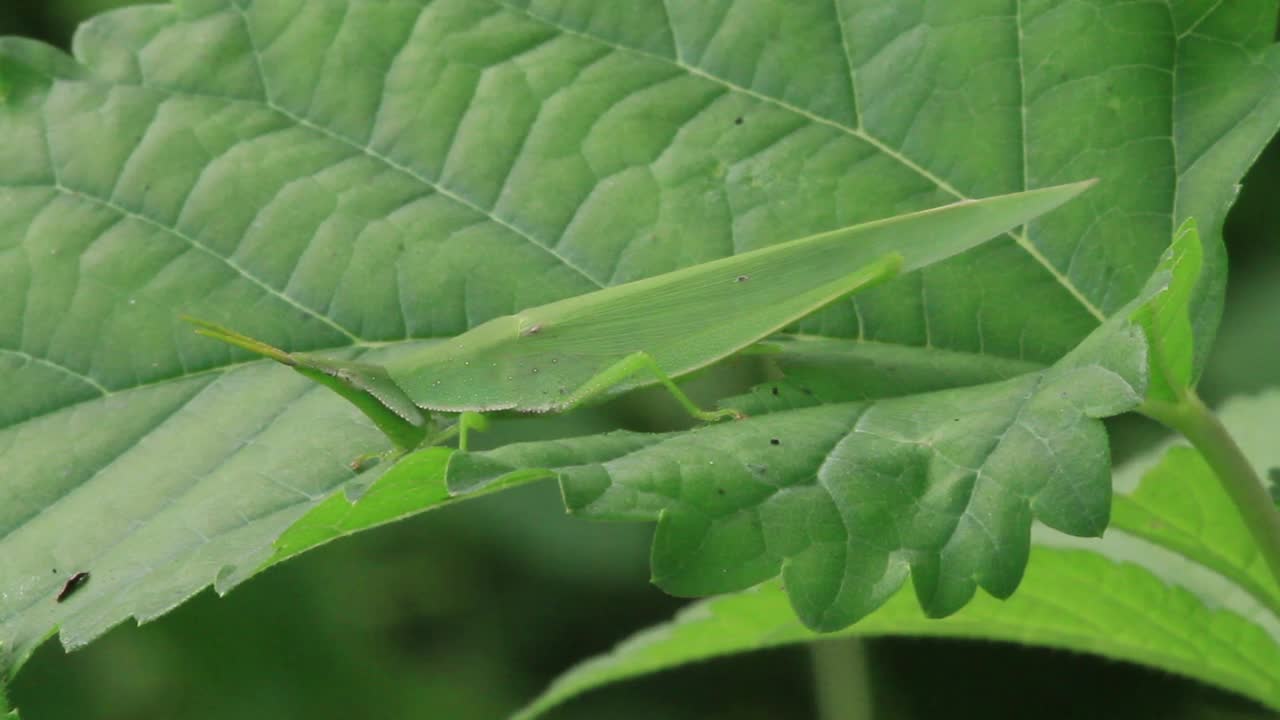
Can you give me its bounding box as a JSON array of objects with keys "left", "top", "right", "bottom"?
[
  {"left": 810, "top": 638, "right": 873, "bottom": 720},
  {"left": 1143, "top": 391, "right": 1280, "bottom": 589}
]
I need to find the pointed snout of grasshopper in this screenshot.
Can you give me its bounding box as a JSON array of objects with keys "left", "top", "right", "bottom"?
[{"left": 181, "top": 315, "right": 298, "bottom": 367}]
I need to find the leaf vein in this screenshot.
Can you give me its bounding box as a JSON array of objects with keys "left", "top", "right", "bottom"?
[
  {"left": 230, "top": 2, "right": 606, "bottom": 290},
  {"left": 492, "top": 0, "right": 1107, "bottom": 322},
  {"left": 0, "top": 348, "right": 108, "bottom": 395}
]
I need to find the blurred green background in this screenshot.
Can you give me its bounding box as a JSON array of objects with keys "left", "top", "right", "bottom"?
[{"left": 3, "top": 3, "right": 1278, "bottom": 718}]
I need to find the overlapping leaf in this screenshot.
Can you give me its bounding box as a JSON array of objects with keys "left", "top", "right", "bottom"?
[{"left": 513, "top": 391, "right": 1280, "bottom": 718}]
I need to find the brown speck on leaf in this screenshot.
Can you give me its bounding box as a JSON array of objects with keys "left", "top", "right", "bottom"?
[
  {"left": 770, "top": 438, "right": 781, "bottom": 446},
  {"left": 770, "top": 386, "right": 780, "bottom": 396},
  {"left": 56, "top": 571, "right": 90, "bottom": 603},
  {"left": 735, "top": 275, "right": 750, "bottom": 283}
]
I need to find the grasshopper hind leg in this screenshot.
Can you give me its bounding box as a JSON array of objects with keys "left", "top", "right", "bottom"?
[{"left": 555, "top": 351, "right": 745, "bottom": 423}]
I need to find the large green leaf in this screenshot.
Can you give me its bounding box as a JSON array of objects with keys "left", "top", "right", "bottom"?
[
  {"left": 0, "top": 0, "right": 1277, "bottom": 683},
  {"left": 514, "top": 391, "right": 1280, "bottom": 719}
]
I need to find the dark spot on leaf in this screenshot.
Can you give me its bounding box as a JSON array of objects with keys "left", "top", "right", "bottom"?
[
  {"left": 770, "top": 438, "right": 781, "bottom": 446},
  {"left": 734, "top": 116, "right": 744, "bottom": 125},
  {"left": 736, "top": 274, "right": 750, "bottom": 283},
  {"left": 350, "top": 455, "right": 381, "bottom": 473},
  {"left": 770, "top": 386, "right": 780, "bottom": 396},
  {"left": 717, "top": 488, "right": 726, "bottom": 495},
  {"left": 799, "top": 387, "right": 814, "bottom": 396},
  {"left": 56, "top": 571, "right": 90, "bottom": 603}
]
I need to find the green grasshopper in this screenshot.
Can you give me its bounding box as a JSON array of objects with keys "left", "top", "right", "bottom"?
[{"left": 187, "top": 181, "right": 1093, "bottom": 463}]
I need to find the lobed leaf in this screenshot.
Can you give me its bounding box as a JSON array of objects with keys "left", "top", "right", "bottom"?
[{"left": 515, "top": 392, "right": 1280, "bottom": 719}]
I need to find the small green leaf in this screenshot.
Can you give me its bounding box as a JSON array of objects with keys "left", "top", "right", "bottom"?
[
  {"left": 1130, "top": 219, "right": 1203, "bottom": 403},
  {"left": 269, "top": 448, "right": 454, "bottom": 564}
]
